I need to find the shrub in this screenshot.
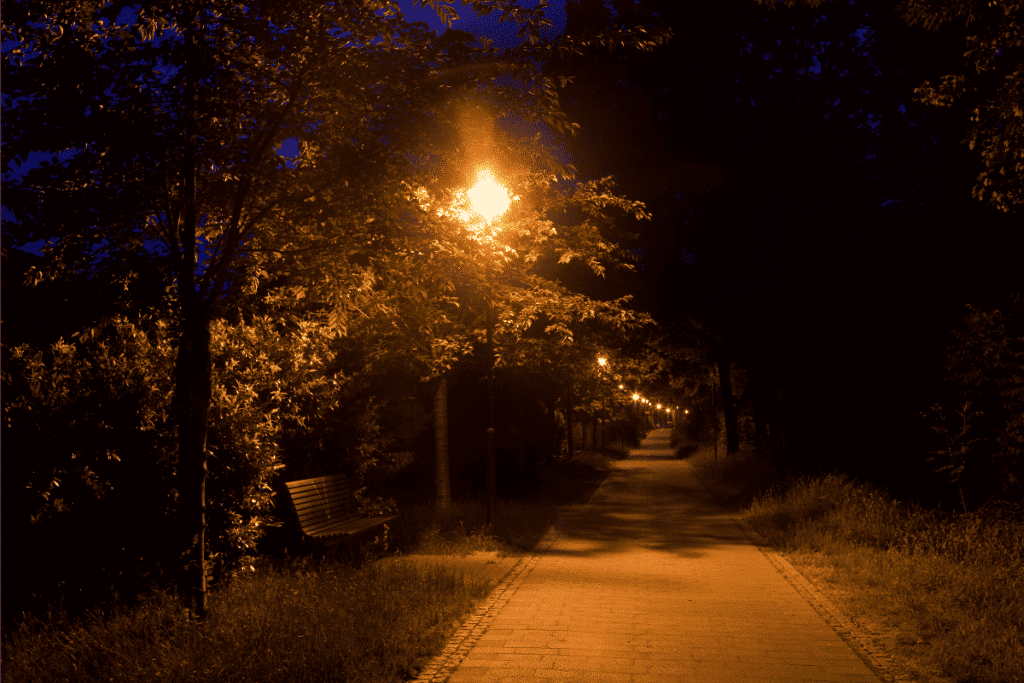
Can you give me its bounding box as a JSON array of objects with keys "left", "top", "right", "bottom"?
[
  {"left": 924, "top": 295, "right": 1024, "bottom": 506},
  {"left": 1, "top": 314, "right": 388, "bottom": 621},
  {"left": 2, "top": 318, "right": 178, "bottom": 620},
  {"left": 1, "top": 556, "right": 491, "bottom": 683},
  {"left": 746, "top": 474, "right": 1024, "bottom": 683}
]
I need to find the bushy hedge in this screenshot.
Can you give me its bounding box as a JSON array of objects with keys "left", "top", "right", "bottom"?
[{"left": 1, "top": 314, "right": 388, "bottom": 622}]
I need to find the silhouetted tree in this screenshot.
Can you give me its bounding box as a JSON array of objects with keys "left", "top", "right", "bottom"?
[{"left": 2, "top": 0, "right": 665, "bottom": 616}]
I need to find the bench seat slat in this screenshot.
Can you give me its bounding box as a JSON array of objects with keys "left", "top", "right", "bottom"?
[
  {"left": 289, "top": 478, "right": 352, "bottom": 491},
  {"left": 295, "top": 509, "right": 361, "bottom": 524},
  {"left": 286, "top": 474, "right": 350, "bottom": 491},
  {"left": 298, "top": 511, "right": 362, "bottom": 531},
  {"left": 289, "top": 490, "right": 356, "bottom": 506},
  {"left": 306, "top": 514, "right": 399, "bottom": 539},
  {"left": 296, "top": 507, "right": 359, "bottom": 521},
  {"left": 291, "top": 491, "right": 358, "bottom": 512}
]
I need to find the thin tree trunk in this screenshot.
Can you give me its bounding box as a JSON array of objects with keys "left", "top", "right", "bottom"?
[
  {"left": 175, "top": 312, "right": 211, "bottom": 618},
  {"left": 434, "top": 376, "right": 451, "bottom": 510},
  {"left": 565, "top": 384, "right": 574, "bottom": 457},
  {"left": 717, "top": 356, "right": 739, "bottom": 455},
  {"left": 175, "top": 6, "right": 211, "bottom": 618},
  {"left": 548, "top": 394, "right": 557, "bottom": 458},
  {"left": 753, "top": 374, "right": 769, "bottom": 459},
  {"left": 712, "top": 379, "right": 718, "bottom": 463}
]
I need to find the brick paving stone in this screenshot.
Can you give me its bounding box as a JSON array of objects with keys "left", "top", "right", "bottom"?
[{"left": 416, "top": 429, "right": 889, "bottom": 683}]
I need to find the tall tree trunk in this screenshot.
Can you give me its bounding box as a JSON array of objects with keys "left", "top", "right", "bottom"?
[
  {"left": 565, "top": 384, "right": 574, "bottom": 457},
  {"left": 175, "top": 6, "right": 211, "bottom": 618},
  {"left": 434, "top": 376, "right": 451, "bottom": 510},
  {"left": 717, "top": 356, "right": 740, "bottom": 455},
  {"left": 547, "top": 392, "right": 557, "bottom": 458},
  {"left": 752, "top": 374, "right": 770, "bottom": 459},
  {"left": 711, "top": 379, "right": 718, "bottom": 462},
  {"left": 175, "top": 311, "right": 211, "bottom": 618}
]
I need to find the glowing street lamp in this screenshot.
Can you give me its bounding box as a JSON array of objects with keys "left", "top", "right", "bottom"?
[
  {"left": 460, "top": 168, "right": 512, "bottom": 528},
  {"left": 467, "top": 169, "right": 512, "bottom": 223}
]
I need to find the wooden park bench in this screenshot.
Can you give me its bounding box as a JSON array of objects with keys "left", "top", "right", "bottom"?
[{"left": 284, "top": 474, "right": 397, "bottom": 554}]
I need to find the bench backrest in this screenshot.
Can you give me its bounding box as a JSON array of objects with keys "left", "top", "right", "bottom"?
[{"left": 285, "top": 473, "right": 360, "bottom": 537}]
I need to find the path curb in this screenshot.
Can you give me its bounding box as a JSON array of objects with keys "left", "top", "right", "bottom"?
[
  {"left": 732, "top": 515, "right": 911, "bottom": 683},
  {"left": 412, "top": 545, "right": 549, "bottom": 683},
  {"left": 412, "top": 460, "right": 603, "bottom": 682}
]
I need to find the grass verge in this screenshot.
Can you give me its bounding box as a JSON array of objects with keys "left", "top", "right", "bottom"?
[
  {"left": 2, "top": 556, "right": 490, "bottom": 683},
  {"left": 387, "top": 449, "right": 616, "bottom": 557},
  {"left": 3, "top": 452, "right": 613, "bottom": 683},
  {"left": 744, "top": 475, "right": 1024, "bottom": 683},
  {"left": 388, "top": 498, "right": 558, "bottom": 556},
  {"left": 684, "top": 444, "right": 790, "bottom": 510},
  {"left": 686, "top": 438, "right": 1024, "bottom": 683}
]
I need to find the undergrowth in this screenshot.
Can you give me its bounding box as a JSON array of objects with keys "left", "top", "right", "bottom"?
[
  {"left": 386, "top": 451, "right": 612, "bottom": 557},
  {"left": 686, "top": 441, "right": 1024, "bottom": 682},
  {"left": 389, "top": 499, "right": 558, "bottom": 556},
  {"left": 746, "top": 473, "right": 1024, "bottom": 683},
  {"left": 685, "top": 445, "right": 789, "bottom": 509},
  {"left": 1, "top": 557, "right": 489, "bottom": 683},
  {"left": 2, "top": 459, "right": 600, "bottom": 683}
]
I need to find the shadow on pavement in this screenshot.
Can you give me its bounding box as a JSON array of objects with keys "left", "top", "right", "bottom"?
[{"left": 537, "top": 437, "right": 749, "bottom": 561}]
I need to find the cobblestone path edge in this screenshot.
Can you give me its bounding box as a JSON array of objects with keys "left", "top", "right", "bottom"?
[
  {"left": 411, "top": 543, "right": 549, "bottom": 683},
  {"left": 731, "top": 516, "right": 911, "bottom": 683},
  {"left": 415, "top": 456, "right": 910, "bottom": 683}
]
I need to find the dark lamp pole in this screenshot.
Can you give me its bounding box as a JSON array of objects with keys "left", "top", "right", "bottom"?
[
  {"left": 463, "top": 168, "right": 512, "bottom": 528},
  {"left": 485, "top": 304, "right": 497, "bottom": 527}
]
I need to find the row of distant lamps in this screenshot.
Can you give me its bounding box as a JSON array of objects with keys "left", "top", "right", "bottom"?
[{"left": 597, "top": 355, "right": 687, "bottom": 416}]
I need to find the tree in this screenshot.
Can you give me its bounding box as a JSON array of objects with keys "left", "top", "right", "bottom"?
[
  {"left": 898, "top": 0, "right": 1023, "bottom": 213},
  {"left": 405, "top": 138, "right": 654, "bottom": 499},
  {"left": 2, "top": 0, "right": 664, "bottom": 616},
  {"left": 756, "top": 0, "right": 1022, "bottom": 212},
  {"left": 924, "top": 295, "right": 1024, "bottom": 506}
]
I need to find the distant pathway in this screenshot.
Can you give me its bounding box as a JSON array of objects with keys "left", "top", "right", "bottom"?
[{"left": 416, "top": 430, "right": 885, "bottom": 682}]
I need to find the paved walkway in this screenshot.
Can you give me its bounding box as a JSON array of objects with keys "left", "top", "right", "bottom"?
[{"left": 417, "top": 429, "right": 883, "bottom": 682}]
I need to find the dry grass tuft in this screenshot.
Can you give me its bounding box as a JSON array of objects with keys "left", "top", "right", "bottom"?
[
  {"left": 2, "top": 475, "right": 578, "bottom": 682},
  {"left": 2, "top": 557, "right": 490, "bottom": 683},
  {"left": 388, "top": 498, "right": 557, "bottom": 556},
  {"left": 746, "top": 475, "right": 1024, "bottom": 683}
]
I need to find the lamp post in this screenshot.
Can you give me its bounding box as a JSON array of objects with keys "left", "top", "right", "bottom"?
[
  {"left": 595, "top": 355, "right": 609, "bottom": 449},
  {"left": 464, "top": 168, "right": 512, "bottom": 527}
]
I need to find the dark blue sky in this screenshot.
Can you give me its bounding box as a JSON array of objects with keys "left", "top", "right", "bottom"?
[
  {"left": 4, "top": 2, "right": 569, "bottom": 180},
  {"left": 400, "top": 0, "right": 567, "bottom": 47}
]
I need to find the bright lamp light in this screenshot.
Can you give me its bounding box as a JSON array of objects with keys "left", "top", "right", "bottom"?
[{"left": 467, "top": 169, "right": 511, "bottom": 222}]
